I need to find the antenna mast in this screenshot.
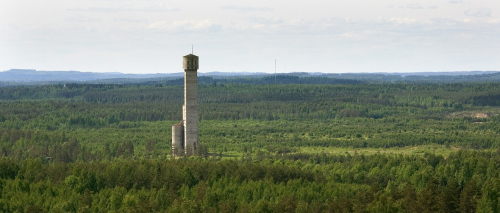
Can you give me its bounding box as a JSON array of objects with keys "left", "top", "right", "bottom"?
[{"left": 275, "top": 59, "right": 277, "bottom": 84}]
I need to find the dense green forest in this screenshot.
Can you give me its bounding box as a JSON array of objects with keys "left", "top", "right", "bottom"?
[{"left": 1, "top": 81, "right": 500, "bottom": 212}]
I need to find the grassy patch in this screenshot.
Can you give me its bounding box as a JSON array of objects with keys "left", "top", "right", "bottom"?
[{"left": 299, "top": 145, "right": 462, "bottom": 157}]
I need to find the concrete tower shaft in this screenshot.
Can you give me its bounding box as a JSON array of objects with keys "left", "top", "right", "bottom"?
[{"left": 182, "top": 54, "right": 199, "bottom": 155}]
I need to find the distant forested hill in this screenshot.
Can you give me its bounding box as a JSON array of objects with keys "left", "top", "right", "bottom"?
[
  {"left": 0, "top": 69, "right": 183, "bottom": 83},
  {"left": 1, "top": 69, "right": 499, "bottom": 86}
]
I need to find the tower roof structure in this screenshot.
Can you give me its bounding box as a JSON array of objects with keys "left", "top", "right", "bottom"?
[{"left": 183, "top": 54, "right": 199, "bottom": 71}]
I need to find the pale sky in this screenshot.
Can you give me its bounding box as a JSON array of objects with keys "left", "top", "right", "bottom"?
[{"left": 1, "top": 0, "right": 499, "bottom": 74}]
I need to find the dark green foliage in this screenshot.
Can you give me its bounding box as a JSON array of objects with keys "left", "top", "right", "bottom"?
[
  {"left": 1, "top": 82, "right": 500, "bottom": 211},
  {"left": 0, "top": 152, "right": 498, "bottom": 212}
]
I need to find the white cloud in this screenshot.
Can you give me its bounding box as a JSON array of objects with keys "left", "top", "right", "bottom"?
[
  {"left": 68, "top": 4, "right": 179, "bottom": 13},
  {"left": 2, "top": 0, "right": 500, "bottom": 73},
  {"left": 68, "top": 7, "right": 119, "bottom": 13},
  {"left": 114, "top": 17, "right": 147, "bottom": 23},
  {"left": 66, "top": 16, "right": 101, "bottom": 22},
  {"left": 427, "top": 18, "right": 461, "bottom": 26},
  {"left": 129, "top": 4, "right": 179, "bottom": 12},
  {"left": 340, "top": 32, "right": 365, "bottom": 40},
  {"left": 464, "top": 9, "right": 492, "bottom": 17},
  {"left": 147, "top": 19, "right": 221, "bottom": 32},
  {"left": 388, "top": 17, "right": 418, "bottom": 25},
  {"left": 245, "top": 16, "right": 284, "bottom": 25},
  {"left": 220, "top": 5, "right": 272, "bottom": 13},
  {"left": 405, "top": 4, "right": 423, "bottom": 10},
  {"left": 487, "top": 19, "right": 500, "bottom": 24},
  {"left": 399, "top": 3, "right": 438, "bottom": 10}
]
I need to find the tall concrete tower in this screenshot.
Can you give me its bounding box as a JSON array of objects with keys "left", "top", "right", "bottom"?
[{"left": 182, "top": 54, "right": 199, "bottom": 155}]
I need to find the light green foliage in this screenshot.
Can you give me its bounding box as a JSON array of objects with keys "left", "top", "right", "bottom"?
[{"left": 1, "top": 82, "right": 500, "bottom": 211}]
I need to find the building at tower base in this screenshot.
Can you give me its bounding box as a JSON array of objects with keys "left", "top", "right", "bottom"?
[{"left": 171, "top": 123, "right": 184, "bottom": 155}]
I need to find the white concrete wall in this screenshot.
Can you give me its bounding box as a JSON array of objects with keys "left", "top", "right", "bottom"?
[
  {"left": 183, "top": 54, "right": 199, "bottom": 155},
  {"left": 172, "top": 125, "right": 184, "bottom": 156}
]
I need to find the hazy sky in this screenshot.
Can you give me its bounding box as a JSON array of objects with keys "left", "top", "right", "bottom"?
[{"left": 1, "top": 0, "right": 499, "bottom": 73}]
